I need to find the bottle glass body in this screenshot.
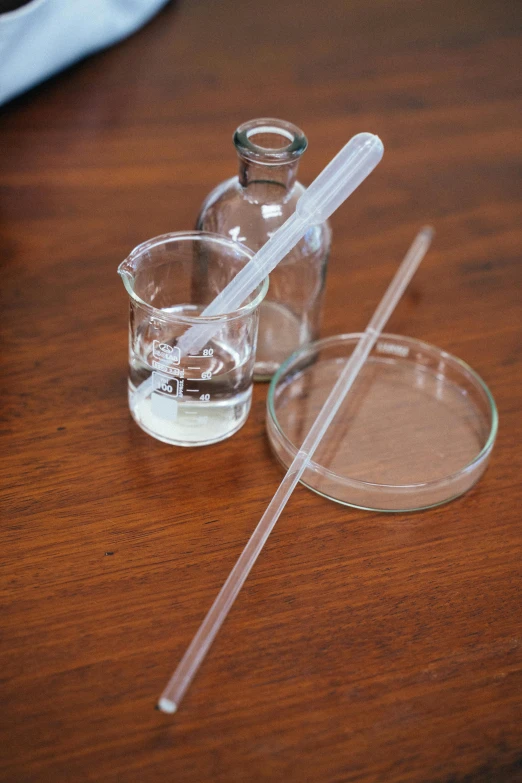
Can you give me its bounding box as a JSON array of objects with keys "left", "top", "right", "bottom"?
[{"left": 196, "top": 118, "right": 331, "bottom": 380}]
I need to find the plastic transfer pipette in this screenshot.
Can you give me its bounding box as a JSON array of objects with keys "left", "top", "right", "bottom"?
[
  {"left": 158, "top": 226, "right": 434, "bottom": 714},
  {"left": 176, "top": 132, "right": 384, "bottom": 358}
]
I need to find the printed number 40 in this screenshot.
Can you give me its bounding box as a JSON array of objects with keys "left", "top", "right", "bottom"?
[{"left": 200, "top": 394, "right": 210, "bottom": 401}]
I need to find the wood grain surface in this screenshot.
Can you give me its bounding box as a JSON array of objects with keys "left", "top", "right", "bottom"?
[{"left": 1, "top": 1, "right": 521, "bottom": 780}]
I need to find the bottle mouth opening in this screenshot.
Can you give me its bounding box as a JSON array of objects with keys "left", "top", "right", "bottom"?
[{"left": 234, "top": 118, "right": 307, "bottom": 164}]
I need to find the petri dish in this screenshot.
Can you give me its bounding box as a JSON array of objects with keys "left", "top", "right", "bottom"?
[{"left": 266, "top": 334, "right": 498, "bottom": 512}]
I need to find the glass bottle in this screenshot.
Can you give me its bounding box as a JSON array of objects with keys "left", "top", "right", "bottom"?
[{"left": 196, "top": 118, "right": 331, "bottom": 380}]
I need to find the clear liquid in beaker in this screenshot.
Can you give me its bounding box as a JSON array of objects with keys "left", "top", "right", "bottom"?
[{"left": 128, "top": 315, "right": 254, "bottom": 446}]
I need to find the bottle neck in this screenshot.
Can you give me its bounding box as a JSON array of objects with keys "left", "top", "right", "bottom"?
[
  {"left": 234, "top": 118, "right": 307, "bottom": 201},
  {"left": 238, "top": 158, "right": 299, "bottom": 191}
]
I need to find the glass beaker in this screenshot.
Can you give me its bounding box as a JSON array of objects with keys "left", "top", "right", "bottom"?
[
  {"left": 118, "top": 232, "right": 268, "bottom": 447},
  {"left": 196, "top": 118, "right": 332, "bottom": 381}
]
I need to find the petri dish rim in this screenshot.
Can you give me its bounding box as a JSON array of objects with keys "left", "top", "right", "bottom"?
[{"left": 266, "top": 333, "right": 498, "bottom": 510}]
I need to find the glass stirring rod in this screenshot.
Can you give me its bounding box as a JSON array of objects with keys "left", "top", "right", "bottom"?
[{"left": 158, "top": 226, "right": 434, "bottom": 714}]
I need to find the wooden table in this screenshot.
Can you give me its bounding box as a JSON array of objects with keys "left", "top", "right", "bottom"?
[{"left": 1, "top": 1, "right": 521, "bottom": 780}]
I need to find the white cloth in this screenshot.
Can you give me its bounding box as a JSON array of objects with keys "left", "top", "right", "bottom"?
[{"left": 0, "top": 0, "right": 169, "bottom": 106}]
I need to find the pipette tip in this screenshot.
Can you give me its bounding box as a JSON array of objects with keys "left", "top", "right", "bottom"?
[{"left": 158, "top": 697, "right": 177, "bottom": 714}]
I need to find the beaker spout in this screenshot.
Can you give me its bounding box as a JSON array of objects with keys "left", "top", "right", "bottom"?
[{"left": 117, "top": 263, "right": 135, "bottom": 298}]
